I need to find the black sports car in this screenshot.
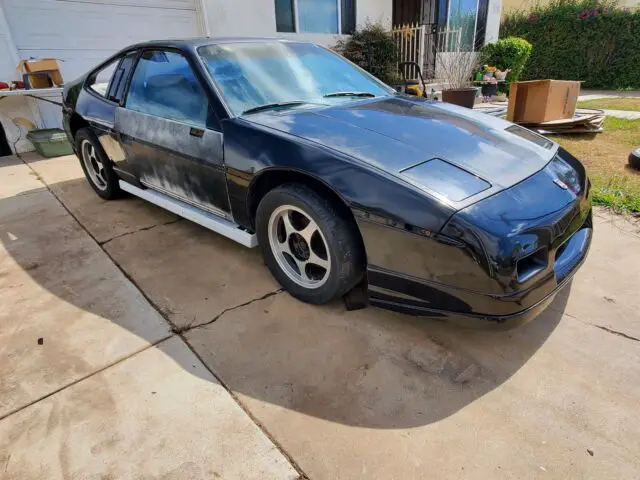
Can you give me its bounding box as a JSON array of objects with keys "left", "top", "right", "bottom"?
[{"left": 62, "top": 38, "right": 592, "bottom": 327}]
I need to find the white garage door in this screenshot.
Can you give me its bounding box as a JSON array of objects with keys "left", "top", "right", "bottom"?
[{"left": 4, "top": 0, "right": 203, "bottom": 82}]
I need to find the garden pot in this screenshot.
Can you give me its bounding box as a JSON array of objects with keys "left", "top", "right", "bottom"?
[
  {"left": 481, "top": 83, "right": 498, "bottom": 97},
  {"left": 442, "top": 88, "right": 477, "bottom": 109}
]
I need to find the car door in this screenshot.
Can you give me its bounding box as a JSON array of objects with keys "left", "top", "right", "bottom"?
[{"left": 116, "top": 49, "right": 230, "bottom": 217}]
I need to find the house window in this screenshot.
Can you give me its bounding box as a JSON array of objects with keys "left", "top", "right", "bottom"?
[
  {"left": 275, "top": 0, "right": 355, "bottom": 34},
  {"left": 447, "top": 0, "right": 479, "bottom": 50}
]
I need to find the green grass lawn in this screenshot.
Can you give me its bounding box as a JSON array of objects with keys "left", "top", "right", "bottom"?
[
  {"left": 577, "top": 98, "right": 640, "bottom": 111},
  {"left": 550, "top": 116, "right": 640, "bottom": 213}
]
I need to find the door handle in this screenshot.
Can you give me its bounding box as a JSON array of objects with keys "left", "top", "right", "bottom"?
[{"left": 189, "top": 127, "right": 204, "bottom": 138}]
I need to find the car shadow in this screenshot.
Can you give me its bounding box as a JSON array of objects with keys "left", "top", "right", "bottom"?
[{"left": 1, "top": 175, "right": 568, "bottom": 430}]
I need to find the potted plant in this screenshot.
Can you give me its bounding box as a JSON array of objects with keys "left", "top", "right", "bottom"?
[
  {"left": 436, "top": 51, "right": 480, "bottom": 108},
  {"left": 495, "top": 69, "right": 510, "bottom": 81},
  {"left": 483, "top": 65, "right": 497, "bottom": 78}
]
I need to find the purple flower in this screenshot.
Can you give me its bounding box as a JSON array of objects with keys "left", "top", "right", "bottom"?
[{"left": 527, "top": 13, "right": 539, "bottom": 23}]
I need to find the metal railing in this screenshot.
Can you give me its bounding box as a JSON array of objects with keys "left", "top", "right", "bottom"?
[
  {"left": 391, "top": 23, "right": 427, "bottom": 80},
  {"left": 392, "top": 23, "right": 462, "bottom": 80}
]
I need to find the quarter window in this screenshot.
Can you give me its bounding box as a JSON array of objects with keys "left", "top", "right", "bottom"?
[
  {"left": 125, "top": 50, "right": 210, "bottom": 128},
  {"left": 87, "top": 59, "right": 119, "bottom": 97},
  {"left": 275, "top": 0, "right": 355, "bottom": 34}
]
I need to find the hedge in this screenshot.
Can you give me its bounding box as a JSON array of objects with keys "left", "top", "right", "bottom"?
[
  {"left": 334, "top": 21, "right": 399, "bottom": 85},
  {"left": 501, "top": 0, "right": 640, "bottom": 89}
]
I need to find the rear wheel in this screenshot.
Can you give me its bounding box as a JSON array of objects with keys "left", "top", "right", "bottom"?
[
  {"left": 256, "top": 184, "right": 364, "bottom": 304},
  {"left": 75, "top": 128, "right": 121, "bottom": 200}
]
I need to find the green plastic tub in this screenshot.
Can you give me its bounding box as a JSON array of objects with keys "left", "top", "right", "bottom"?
[{"left": 26, "top": 128, "right": 73, "bottom": 158}]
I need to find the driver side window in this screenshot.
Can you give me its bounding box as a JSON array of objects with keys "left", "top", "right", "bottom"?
[{"left": 125, "top": 50, "right": 211, "bottom": 128}]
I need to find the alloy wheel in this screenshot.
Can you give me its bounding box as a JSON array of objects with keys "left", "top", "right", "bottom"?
[
  {"left": 81, "top": 139, "right": 108, "bottom": 191},
  {"left": 267, "top": 205, "right": 331, "bottom": 289}
]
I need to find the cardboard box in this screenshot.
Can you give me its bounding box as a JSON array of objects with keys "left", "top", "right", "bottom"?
[
  {"left": 16, "top": 58, "right": 64, "bottom": 89},
  {"left": 507, "top": 80, "right": 580, "bottom": 124}
]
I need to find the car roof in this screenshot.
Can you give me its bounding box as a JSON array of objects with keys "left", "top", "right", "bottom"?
[{"left": 125, "top": 37, "right": 313, "bottom": 51}]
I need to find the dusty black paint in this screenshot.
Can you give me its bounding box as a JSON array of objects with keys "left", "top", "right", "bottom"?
[{"left": 116, "top": 108, "right": 229, "bottom": 212}]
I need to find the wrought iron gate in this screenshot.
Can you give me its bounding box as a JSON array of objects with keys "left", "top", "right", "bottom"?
[{"left": 392, "top": 23, "right": 462, "bottom": 80}]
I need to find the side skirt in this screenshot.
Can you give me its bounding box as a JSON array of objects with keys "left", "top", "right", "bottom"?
[{"left": 119, "top": 180, "right": 258, "bottom": 248}]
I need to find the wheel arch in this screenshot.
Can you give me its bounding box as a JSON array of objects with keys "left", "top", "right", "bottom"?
[
  {"left": 69, "top": 113, "right": 90, "bottom": 140},
  {"left": 247, "top": 168, "right": 367, "bottom": 262}
]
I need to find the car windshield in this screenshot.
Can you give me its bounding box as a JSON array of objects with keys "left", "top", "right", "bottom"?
[{"left": 198, "top": 41, "right": 394, "bottom": 116}]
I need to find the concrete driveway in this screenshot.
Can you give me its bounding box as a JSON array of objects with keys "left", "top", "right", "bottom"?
[{"left": 1, "top": 153, "right": 639, "bottom": 479}]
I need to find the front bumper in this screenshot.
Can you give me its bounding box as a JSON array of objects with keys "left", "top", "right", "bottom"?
[
  {"left": 367, "top": 215, "right": 592, "bottom": 329},
  {"left": 369, "top": 227, "right": 593, "bottom": 329}
]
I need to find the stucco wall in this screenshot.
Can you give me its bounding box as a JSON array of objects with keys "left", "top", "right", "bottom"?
[{"left": 356, "top": 0, "right": 393, "bottom": 27}]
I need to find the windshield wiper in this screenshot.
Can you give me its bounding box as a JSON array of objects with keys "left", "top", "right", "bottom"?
[
  {"left": 323, "top": 91, "right": 376, "bottom": 98},
  {"left": 241, "top": 101, "right": 311, "bottom": 115}
]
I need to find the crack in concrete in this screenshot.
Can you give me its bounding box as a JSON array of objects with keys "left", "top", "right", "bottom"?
[
  {"left": 99, "top": 218, "right": 183, "bottom": 246},
  {"left": 563, "top": 310, "right": 640, "bottom": 343},
  {"left": 171, "top": 288, "right": 284, "bottom": 335},
  {"left": 591, "top": 324, "right": 640, "bottom": 342}
]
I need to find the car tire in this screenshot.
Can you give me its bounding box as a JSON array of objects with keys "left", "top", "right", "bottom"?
[
  {"left": 75, "top": 127, "right": 122, "bottom": 200},
  {"left": 256, "top": 183, "right": 365, "bottom": 304},
  {"left": 629, "top": 147, "right": 640, "bottom": 171}
]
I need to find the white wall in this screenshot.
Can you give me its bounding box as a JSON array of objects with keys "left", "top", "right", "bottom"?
[{"left": 357, "top": 0, "right": 392, "bottom": 28}]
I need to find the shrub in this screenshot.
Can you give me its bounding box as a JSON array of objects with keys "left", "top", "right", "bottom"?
[
  {"left": 481, "top": 37, "right": 533, "bottom": 84},
  {"left": 501, "top": 0, "right": 640, "bottom": 89},
  {"left": 333, "top": 21, "right": 399, "bottom": 84}
]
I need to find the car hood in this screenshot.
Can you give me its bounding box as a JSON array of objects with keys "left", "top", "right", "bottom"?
[{"left": 245, "top": 95, "right": 558, "bottom": 206}]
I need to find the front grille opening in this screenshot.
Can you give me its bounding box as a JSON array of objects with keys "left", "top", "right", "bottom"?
[{"left": 517, "top": 249, "right": 548, "bottom": 283}]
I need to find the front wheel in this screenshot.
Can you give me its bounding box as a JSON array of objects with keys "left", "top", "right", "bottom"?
[{"left": 256, "top": 184, "right": 365, "bottom": 304}]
